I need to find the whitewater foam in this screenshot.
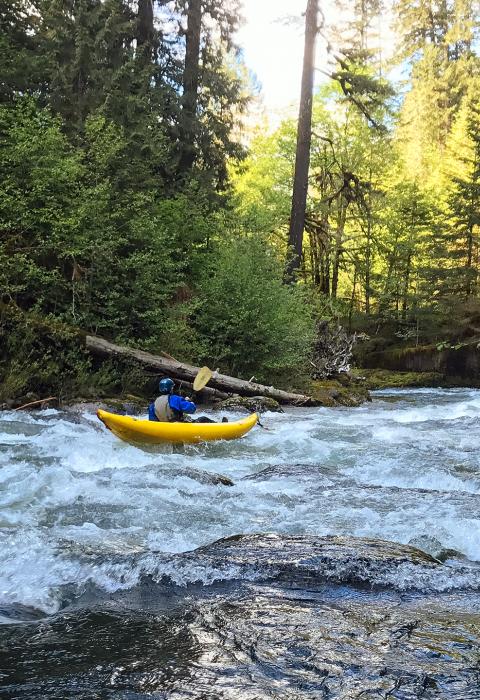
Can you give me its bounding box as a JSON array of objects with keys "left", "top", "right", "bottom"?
[{"left": 1, "top": 389, "right": 480, "bottom": 612}]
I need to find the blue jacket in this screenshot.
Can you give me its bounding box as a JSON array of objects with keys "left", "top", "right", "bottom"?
[{"left": 148, "top": 394, "right": 196, "bottom": 421}]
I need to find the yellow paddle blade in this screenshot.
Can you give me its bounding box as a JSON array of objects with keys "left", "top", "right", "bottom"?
[{"left": 193, "top": 366, "right": 213, "bottom": 391}]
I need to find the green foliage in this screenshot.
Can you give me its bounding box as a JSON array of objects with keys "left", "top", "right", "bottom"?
[
  {"left": 0, "top": 100, "right": 178, "bottom": 340},
  {"left": 231, "top": 121, "right": 296, "bottom": 237},
  {"left": 4, "top": 0, "right": 480, "bottom": 399},
  {"left": 0, "top": 99, "right": 83, "bottom": 309},
  {"left": 0, "top": 304, "right": 89, "bottom": 401},
  {"left": 0, "top": 0, "right": 43, "bottom": 102},
  {"left": 191, "top": 236, "right": 315, "bottom": 383},
  {"left": 0, "top": 303, "right": 158, "bottom": 400},
  {"left": 230, "top": 0, "right": 480, "bottom": 348}
]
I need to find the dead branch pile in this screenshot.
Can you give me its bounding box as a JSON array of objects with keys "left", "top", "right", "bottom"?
[{"left": 310, "top": 321, "right": 358, "bottom": 379}]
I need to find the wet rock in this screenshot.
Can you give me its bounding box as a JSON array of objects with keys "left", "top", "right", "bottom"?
[
  {"left": 213, "top": 395, "right": 284, "bottom": 413},
  {"left": 0, "top": 603, "right": 47, "bottom": 622},
  {"left": 408, "top": 535, "right": 467, "bottom": 563},
  {"left": 2, "top": 546, "right": 478, "bottom": 700},
  {"left": 64, "top": 397, "right": 146, "bottom": 416},
  {"left": 198, "top": 532, "right": 438, "bottom": 567},
  {"left": 180, "top": 583, "right": 480, "bottom": 700},
  {"left": 310, "top": 380, "right": 371, "bottom": 406},
  {"left": 182, "top": 534, "right": 441, "bottom": 591},
  {"left": 242, "top": 462, "right": 339, "bottom": 486},
  {"left": 164, "top": 466, "right": 234, "bottom": 487},
  {"left": 58, "top": 538, "right": 146, "bottom": 562}
]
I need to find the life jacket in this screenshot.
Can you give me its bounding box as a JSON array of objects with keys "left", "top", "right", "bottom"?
[{"left": 153, "top": 395, "right": 176, "bottom": 422}]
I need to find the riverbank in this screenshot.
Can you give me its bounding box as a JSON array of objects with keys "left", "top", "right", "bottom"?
[
  {"left": 352, "top": 368, "right": 444, "bottom": 389},
  {"left": 352, "top": 366, "right": 480, "bottom": 390},
  {"left": 0, "top": 374, "right": 371, "bottom": 415},
  {"left": 354, "top": 334, "right": 480, "bottom": 387},
  {"left": 0, "top": 303, "right": 371, "bottom": 411}
]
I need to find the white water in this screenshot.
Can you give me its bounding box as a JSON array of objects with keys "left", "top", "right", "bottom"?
[{"left": 1, "top": 389, "right": 480, "bottom": 612}]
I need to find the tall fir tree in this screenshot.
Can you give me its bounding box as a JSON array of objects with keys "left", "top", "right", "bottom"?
[
  {"left": 0, "top": 1, "right": 39, "bottom": 102},
  {"left": 436, "top": 83, "right": 480, "bottom": 297}
]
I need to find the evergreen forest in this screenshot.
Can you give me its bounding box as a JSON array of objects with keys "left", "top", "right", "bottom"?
[{"left": 2, "top": 0, "right": 480, "bottom": 400}]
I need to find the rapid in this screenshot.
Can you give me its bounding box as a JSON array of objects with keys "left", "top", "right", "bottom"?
[{"left": 1, "top": 389, "right": 480, "bottom": 698}]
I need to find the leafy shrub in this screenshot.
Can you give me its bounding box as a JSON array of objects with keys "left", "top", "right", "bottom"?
[{"left": 191, "top": 236, "right": 315, "bottom": 384}]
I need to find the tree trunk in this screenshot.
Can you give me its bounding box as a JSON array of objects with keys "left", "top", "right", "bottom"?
[
  {"left": 73, "top": 0, "right": 90, "bottom": 127},
  {"left": 179, "top": 0, "right": 202, "bottom": 173},
  {"left": 321, "top": 216, "right": 331, "bottom": 294},
  {"left": 401, "top": 252, "right": 412, "bottom": 320},
  {"left": 364, "top": 211, "right": 372, "bottom": 313},
  {"left": 331, "top": 205, "right": 347, "bottom": 298},
  {"left": 466, "top": 222, "right": 474, "bottom": 297},
  {"left": 137, "top": 0, "right": 155, "bottom": 63},
  {"left": 308, "top": 229, "right": 320, "bottom": 285},
  {"left": 348, "top": 266, "right": 358, "bottom": 331},
  {"left": 364, "top": 159, "right": 373, "bottom": 314},
  {"left": 85, "top": 335, "right": 319, "bottom": 406},
  {"left": 284, "top": 0, "right": 319, "bottom": 282},
  {"left": 379, "top": 242, "right": 397, "bottom": 314}
]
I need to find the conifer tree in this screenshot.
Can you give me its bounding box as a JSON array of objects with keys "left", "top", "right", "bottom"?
[
  {"left": 395, "top": 0, "right": 480, "bottom": 182},
  {"left": 393, "top": 0, "right": 451, "bottom": 59},
  {"left": 174, "top": 0, "right": 245, "bottom": 188},
  {"left": 0, "top": 0, "right": 41, "bottom": 102},
  {"left": 438, "top": 84, "right": 480, "bottom": 297},
  {"left": 285, "top": 0, "right": 319, "bottom": 283}
]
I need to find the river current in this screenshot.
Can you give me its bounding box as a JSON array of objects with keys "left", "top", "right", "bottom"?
[{"left": 1, "top": 389, "right": 480, "bottom": 698}]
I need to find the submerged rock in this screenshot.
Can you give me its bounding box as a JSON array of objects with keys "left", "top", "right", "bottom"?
[
  {"left": 409, "top": 534, "right": 467, "bottom": 563},
  {"left": 64, "top": 396, "right": 146, "bottom": 415},
  {"left": 165, "top": 533, "right": 445, "bottom": 593},
  {"left": 163, "top": 466, "right": 234, "bottom": 487}
]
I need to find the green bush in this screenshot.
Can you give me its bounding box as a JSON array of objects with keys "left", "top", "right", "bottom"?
[
  {"left": 191, "top": 236, "right": 315, "bottom": 384},
  {"left": 0, "top": 304, "right": 154, "bottom": 401}
]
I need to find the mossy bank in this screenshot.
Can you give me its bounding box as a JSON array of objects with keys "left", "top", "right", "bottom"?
[
  {"left": 0, "top": 304, "right": 370, "bottom": 411},
  {"left": 354, "top": 338, "right": 480, "bottom": 389}
]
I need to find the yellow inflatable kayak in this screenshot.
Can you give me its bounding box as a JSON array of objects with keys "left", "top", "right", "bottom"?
[{"left": 97, "top": 409, "right": 258, "bottom": 445}]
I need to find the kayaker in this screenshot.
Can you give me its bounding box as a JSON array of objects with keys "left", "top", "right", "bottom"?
[
  {"left": 148, "top": 378, "right": 197, "bottom": 422},
  {"left": 148, "top": 377, "right": 222, "bottom": 423}
]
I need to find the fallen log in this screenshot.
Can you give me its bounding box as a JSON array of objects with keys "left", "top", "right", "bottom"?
[
  {"left": 13, "top": 396, "right": 57, "bottom": 411},
  {"left": 85, "top": 335, "right": 319, "bottom": 406},
  {"left": 140, "top": 368, "right": 230, "bottom": 401},
  {"left": 165, "top": 379, "right": 231, "bottom": 403}
]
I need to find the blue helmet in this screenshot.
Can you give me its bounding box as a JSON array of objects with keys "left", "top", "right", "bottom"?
[{"left": 158, "top": 377, "right": 175, "bottom": 395}]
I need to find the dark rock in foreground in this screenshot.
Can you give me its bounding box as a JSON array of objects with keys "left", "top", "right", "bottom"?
[
  {"left": 179, "top": 533, "right": 442, "bottom": 592},
  {"left": 1, "top": 534, "right": 479, "bottom": 699}
]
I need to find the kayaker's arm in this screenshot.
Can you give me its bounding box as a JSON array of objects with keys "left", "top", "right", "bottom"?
[{"left": 168, "top": 395, "right": 197, "bottom": 414}]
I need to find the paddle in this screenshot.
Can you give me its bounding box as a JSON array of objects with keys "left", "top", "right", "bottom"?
[
  {"left": 193, "top": 366, "right": 213, "bottom": 392},
  {"left": 192, "top": 366, "right": 271, "bottom": 431}
]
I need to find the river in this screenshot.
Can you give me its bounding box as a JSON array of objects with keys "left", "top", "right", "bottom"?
[{"left": 1, "top": 389, "right": 480, "bottom": 698}]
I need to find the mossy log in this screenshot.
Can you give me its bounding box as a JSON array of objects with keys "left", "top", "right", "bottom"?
[{"left": 85, "top": 335, "right": 319, "bottom": 406}]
